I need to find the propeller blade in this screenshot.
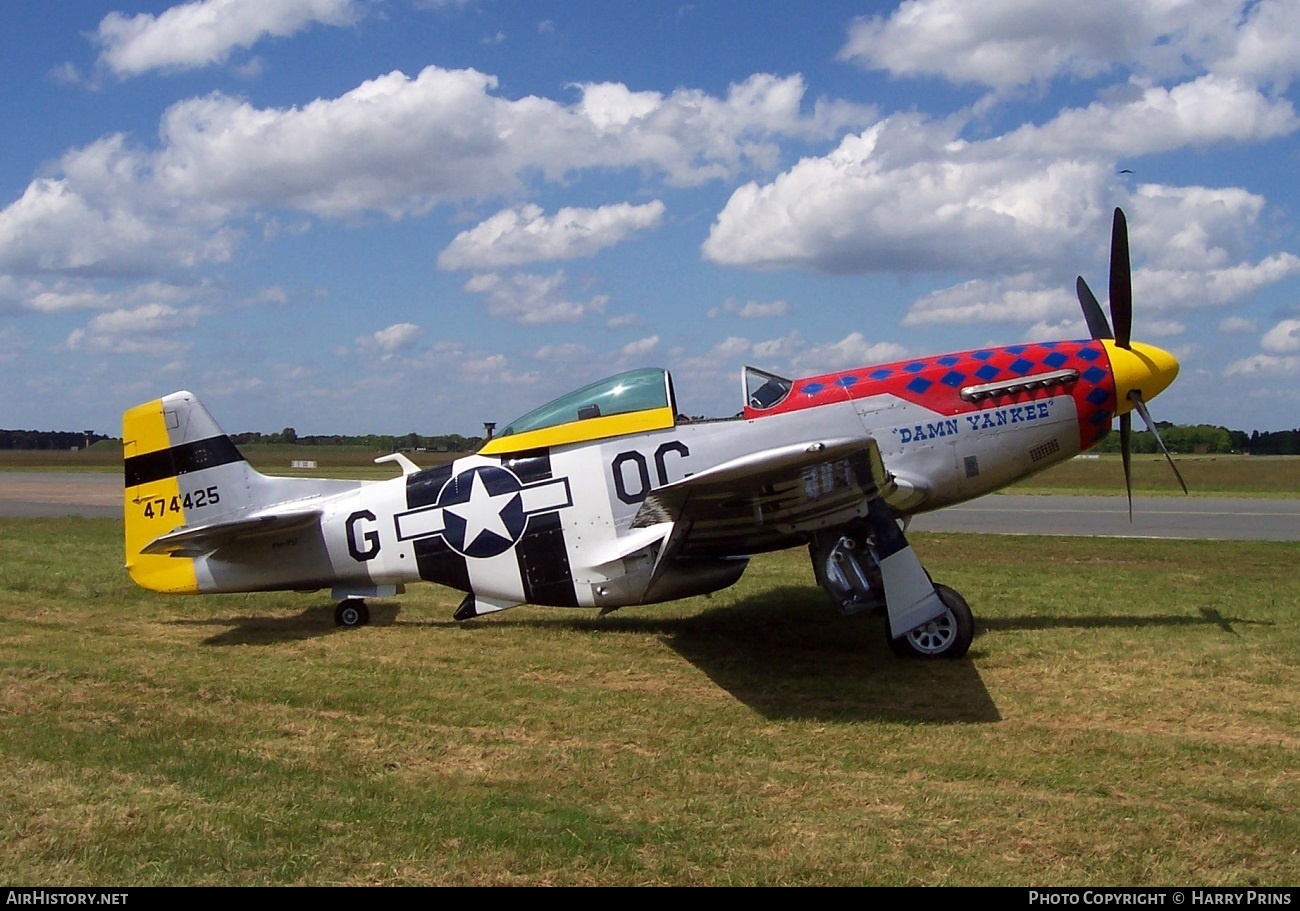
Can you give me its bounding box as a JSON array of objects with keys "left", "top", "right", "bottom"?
[
  {"left": 1109, "top": 208, "right": 1132, "bottom": 349},
  {"left": 1076, "top": 276, "right": 1113, "bottom": 340},
  {"left": 1120, "top": 411, "right": 1133, "bottom": 521},
  {"left": 1129, "top": 392, "right": 1190, "bottom": 495}
]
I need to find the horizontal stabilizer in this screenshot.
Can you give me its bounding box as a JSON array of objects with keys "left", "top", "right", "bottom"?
[{"left": 141, "top": 509, "right": 323, "bottom": 557}]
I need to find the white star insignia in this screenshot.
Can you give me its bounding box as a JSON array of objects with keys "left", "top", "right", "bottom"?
[{"left": 445, "top": 470, "right": 517, "bottom": 550}]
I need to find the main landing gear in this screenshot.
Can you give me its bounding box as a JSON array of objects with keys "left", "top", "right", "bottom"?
[
  {"left": 334, "top": 598, "right": 370, "bottom": 628},
  {"left": 886, "top": 584, "right": 973, "bottom": 659},
  {"left": 810, "top": 521, "right": 974, "bottom": 660}
]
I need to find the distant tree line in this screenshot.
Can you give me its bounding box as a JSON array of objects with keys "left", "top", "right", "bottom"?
[
  {"left": 1092, "top": 424, "right": 1300, "bottom": 455},
  {"left": 0, "top": 427, "right": 485, "bottom": 452},
  {"left": 1238, "top": 428, "right": 1300, "bottom": 455},
  {"left": 227, "top": 428, "right": 484, "bottom": 453},
  {"left": 0, "top": 429, "right": 111, "bottom": 450}
]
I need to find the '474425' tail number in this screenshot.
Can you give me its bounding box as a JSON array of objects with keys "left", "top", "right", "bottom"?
[{"left": 140, "top": 485, "right": 220, "bottom": 518}]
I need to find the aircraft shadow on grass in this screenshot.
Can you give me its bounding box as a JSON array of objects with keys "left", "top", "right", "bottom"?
[
  {"left": 166, "top": 585, "right": 997, "bottom": 723},
  {"left": 168, "top": 593, "right": 1257, "bottom": 725},
  {"left": 434, "top": 584, "right": 1001, "bottom": 725},
  {"left": 168, "top": 601, "right": 404, "bottom": 646}
]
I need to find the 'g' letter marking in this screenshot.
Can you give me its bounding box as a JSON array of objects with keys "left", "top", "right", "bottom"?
[{"left": 346, "top": 510, "right": 380, "bottom": 561}]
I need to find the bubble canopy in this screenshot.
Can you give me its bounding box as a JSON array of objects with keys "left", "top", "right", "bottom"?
[{"left": 478, "top": 368, "right": 677, "bottom": 455}]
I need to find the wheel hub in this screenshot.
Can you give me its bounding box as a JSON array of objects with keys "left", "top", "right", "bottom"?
[{"left": 906, "top": 611, "right": 956, "bottom": 654}]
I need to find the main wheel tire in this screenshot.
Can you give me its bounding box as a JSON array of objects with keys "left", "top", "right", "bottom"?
[
  {"left": 335, "top": 599, "right": 370, "bottom": 628},
  {"left": 887, "top": 584, "right": 973, "bottom": 659}
]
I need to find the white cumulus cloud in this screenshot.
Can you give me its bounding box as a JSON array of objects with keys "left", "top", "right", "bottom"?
[
  {"left": 904, "top": 275, "right": 1074, "bottom": 327},
  {"left": 1003, "top": 76, "right": 1298, "bottom": 160},
  {"left": 703, "top": 83, "right": 1296, "bottom": 277},
  {"left": 463, "top": 271, "right": 606, "bottom": 325},
  {"left": 707, "top": 298, "right": 790, "bottom": 319},
  {"left": 1225, "top": 353, "right": 1300, "bottom": 377},
  {"left": 96, "top": 0, "right": 365, "bottom": 77},
  {"left": 438, "top": 201, "right": 665, "bottom": 270},
  {"left": 0, "top": 66, "right": 869, "bottom": 279},
  {"left": 789, "top": 332, "right": 908, "bottom": 374},
  {"left": 620, "top": 336, "right": 660, "bottom": 358},
  {"left": 65, "top": 303, "right": 205, "bottom": 353},
  {"left": 357, "top": 322, "right": 423, "bottom": 356},
  {"left": 1261, "top": 318, "right": 1300, "bottom": 353},
  {"left": 703, "top": 115, "right": 1113, "bottom": 275},
  {"left": 1134, "top": 254, "right": 1300, "bottom": 312},
  {"left": 838, "top": 0, "right": 1300, "bottom": 93}
]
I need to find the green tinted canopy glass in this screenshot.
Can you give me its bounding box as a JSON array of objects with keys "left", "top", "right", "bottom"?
[{"left": 497, "top": 368, "right": 673, "bottom": 438}]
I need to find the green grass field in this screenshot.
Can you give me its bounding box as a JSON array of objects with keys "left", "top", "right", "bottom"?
[
  {"left": 1, "top": 518, "right": 1296, "bottom": 885},
  {"left": 1013, "top": 453, "right": 1300, "bottom": 497}
]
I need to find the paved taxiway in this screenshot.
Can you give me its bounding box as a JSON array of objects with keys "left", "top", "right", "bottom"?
[
  {"left": 0, "top": 471, "right": 122, "bottom": 519},
  {"left": 1, "top": 471, "right": 1296, "bottom": 540},
  {"left": 909, "top": 493, "right": 1299, "bottom": 541}
]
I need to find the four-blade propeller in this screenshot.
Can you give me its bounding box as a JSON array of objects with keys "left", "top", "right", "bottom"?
[{"left": 1076, "top": 208, "right": 1188, "bottom": 518}]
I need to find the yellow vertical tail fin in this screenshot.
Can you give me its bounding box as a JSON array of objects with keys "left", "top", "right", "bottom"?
[{"left": 123, "top": 392, "right": 250, "bottom": 594}]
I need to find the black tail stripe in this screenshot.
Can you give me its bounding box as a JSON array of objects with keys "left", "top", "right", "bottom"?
[{"left": 125, "top": 436, "right": 245, "bottom": 487}]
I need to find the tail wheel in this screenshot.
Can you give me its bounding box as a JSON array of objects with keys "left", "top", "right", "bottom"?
[
  {"left": 887, "top": 584, "right": 973, "bottom": 659},
  {"left": 334, "top": 599, "right": 370, "bottom": 628}
]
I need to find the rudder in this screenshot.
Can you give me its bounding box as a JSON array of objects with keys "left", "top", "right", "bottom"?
[{"left": 123, "top": 391, "right": 255, "bottom": 593}]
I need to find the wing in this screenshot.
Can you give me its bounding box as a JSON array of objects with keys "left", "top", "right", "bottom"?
[
  {"left": 140, "top": 508, "right": 323, "bottom": 557},
  {"left": 631, "top": 435, "right": 894, "bottom": 556}
]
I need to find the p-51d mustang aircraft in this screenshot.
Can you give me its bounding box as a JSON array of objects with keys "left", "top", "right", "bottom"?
[{"left": 124, "top": 209, "right": 1185, "bottom": 658}]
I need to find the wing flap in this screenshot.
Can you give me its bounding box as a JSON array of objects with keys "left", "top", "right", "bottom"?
[{"left": 140, "top": 509, "right": 323, "bottom": 557}]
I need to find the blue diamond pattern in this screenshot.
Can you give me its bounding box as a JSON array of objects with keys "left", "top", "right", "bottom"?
[{"left": 756, "top": 342, "right": 1110, "bottom": 414}]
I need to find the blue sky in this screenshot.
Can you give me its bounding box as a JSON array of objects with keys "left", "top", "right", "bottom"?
[{"left": 3, "top": 0, "right": 1299, "bottom": 437}]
